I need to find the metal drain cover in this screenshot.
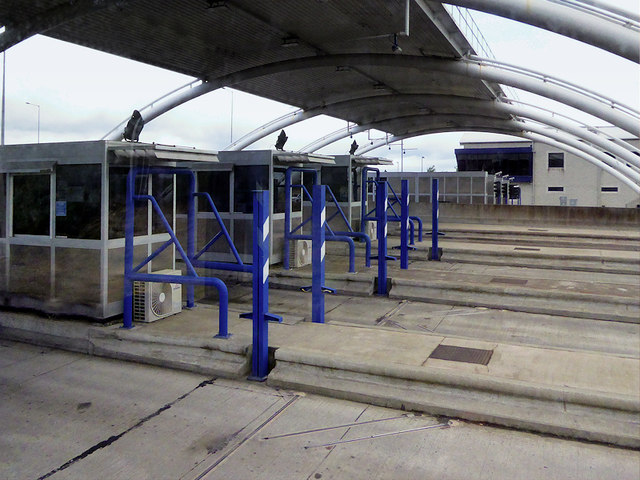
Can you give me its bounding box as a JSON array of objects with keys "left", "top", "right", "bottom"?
[
  {"left": 490, "top": 277, "right": 528, "bottom": 285},
  {"left": 429, "top": 345, "right": 493, "bottom": 365}
]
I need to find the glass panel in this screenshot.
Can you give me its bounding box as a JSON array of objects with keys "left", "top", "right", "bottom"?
[
  {"left": 152, "top": 174, "right": 174, "bottom": 234},
  {"left": 55, "top": 247, "right": 101, "bottom": 305},
  {"left": 176, "top": 173, "right": 191, "bottom": 215},
  {"left": 0, "top": 173, "right": 6, "bottom": 238},
  {"left": 198, "top": 171, "right": 230, "bottom": 212},
  {"left": 233, "top": 165, "right": 269, "bottom": 214},
  {"left": 107, "top": 245, "right": 147, "bottom": 303},
  {"left": 9, "top": 245, "right": 50, "bottom": 299},
  {"left": 13, "top": 174, "right": 50, "bottom": 236},
  {"left": 56, "top": 165, "right": 101, "bottom": 239},
  {"left": 321, "top": 166, "right": 349, "bottom": 202},
  {"left": 548, "top": 153, "right": 564, "bottom": 168},
  {"left": 109, "top": 167, "right": 147, "bottom": 238},
  {"left": 150, "top": 241, "right": 174, "bottom": 271},
  {"left": 0, "top": 245, "right": 7, "bottom": 291},
  {"left": 273, "top": 167, "right": 286, "bottom": 214}
]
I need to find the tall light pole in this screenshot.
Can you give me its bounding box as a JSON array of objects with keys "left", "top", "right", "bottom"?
[
  {"left": 1, "top": 51, "right": 5, "bottom": 146},
  {"left": 421, "top": 156, "right": 425, "bottom": 172},
  {"left": 25, "top": 101, "right": 40, "bottom": 143}
]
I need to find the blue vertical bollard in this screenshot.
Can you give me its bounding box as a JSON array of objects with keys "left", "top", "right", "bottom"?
[
  {"left": 431, "top": 178, "right": 440, "bottom": 261},
  {"left": 186, "top": 171, "right": 196, "bottom": 307},
  {"left": 283, "top": 169, "right": 291, "bottom": 270},
  {"left": 400, "top": 179, "right": 409, "bottom": 269},
  {"left": 122, "top": 168, "right": 136, "bottom": 329},
  {"left": 312, "top": 184, "right": 326, "bottom": 323},
  {"left": 250, "top": 190, "right": 270, "bottom": 380},
  {"left": 376, "top": 181, "right": 388, "bottom": 295}
]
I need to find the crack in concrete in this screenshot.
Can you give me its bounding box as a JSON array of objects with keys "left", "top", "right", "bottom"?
[{"left": 36, "top": 378, "right": 217, "bottom": 480}]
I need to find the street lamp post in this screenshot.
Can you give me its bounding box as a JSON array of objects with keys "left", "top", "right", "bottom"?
[
  {"left": 25, "top": 101, "right": 40, "bottom": 143},
  {"left": 421, "top": 156, "right": 425, "bottom": 172}
]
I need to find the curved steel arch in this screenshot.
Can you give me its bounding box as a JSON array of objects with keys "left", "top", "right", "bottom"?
[
  {"left": 442, "top": 0, "right": 640, "bottom": 62},
  {"left": 307, "top": 111, "right": 640, "bottom": 184},
  {"left": 296, "top": 99, "right": 639, "bottom": 175},
  {"left": 224, "top": 93, "right": 639, "bottom": 167},
  {"left": 223, "top": 93, "right": 498, "bottom": 151},
  {"left": 106, "top": 54, "right": 639, "bottom": 140},
  {"left": 355, "top": 124, "right": 640, "bottom": 194}
]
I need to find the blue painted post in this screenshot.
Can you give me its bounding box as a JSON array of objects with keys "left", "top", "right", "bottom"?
[
  {"left": 250, "top": 190, "right": 270, "bottom": 380},
  {"left": 376, "top": 181, "right": 388, "bottom": 295},
  {"left": 186, "top": 172, "right": 196, "bottom": 307},
  {"left": 312, "top": 184, "right": 326, "bottom": 323},
  {"left": 431, "top": 178, "right": 440, "bottom": 261},
  {"left": 400, "top": 179, "right": 409, "bottom": 269},
  {"left": 283, "top": 169, "right": 291, "bottom": 270},
  {"left": 123, "top": 169, "right": 136, "bottom": 329}
]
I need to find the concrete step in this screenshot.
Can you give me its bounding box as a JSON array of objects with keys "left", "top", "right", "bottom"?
[
  {"left": 390, "top": 281, "right": 639, "bottom": 324},
  {"left": 0, "top": 311, "right": 251, "bottom": 379},
  {"left": 267, "top": 325, "right": 640, "bottom": 449}
]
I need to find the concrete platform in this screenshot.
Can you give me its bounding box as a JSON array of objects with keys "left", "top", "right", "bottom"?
[
  {"left": 1, "top": 222, "right": 639, "bottom": 449},
  {"left": 4, "top": 341, "right": 638, "bottom": 480}
]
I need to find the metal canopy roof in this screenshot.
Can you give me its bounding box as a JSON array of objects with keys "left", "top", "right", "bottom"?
[{"left": 0, "top": 1, "right": 510, "bottom": 139}]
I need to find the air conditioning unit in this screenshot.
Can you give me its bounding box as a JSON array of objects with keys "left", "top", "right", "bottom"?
[
  {"left": 289, "top": 239, "right": 312, "bottom": 268},
  {"left": 365, "top": 220, "right": 377, "bottom": 241},
  {"left": 133, "top": 269, "right": 182, "bottom": 322}
]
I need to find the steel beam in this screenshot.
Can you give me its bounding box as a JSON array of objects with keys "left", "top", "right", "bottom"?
[
  {"left": 443, "top": 0, "right": 640, "bottom": 62},
  {"left": 106, "top": 55, "right": 638, "bottom": 141}
]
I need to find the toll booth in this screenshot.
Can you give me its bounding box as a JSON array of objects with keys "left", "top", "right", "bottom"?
[
  {"left": 321, "top": 155, "right": 392, "bottom": 232},
  {"left": 0, "top": 140, "right": 219, "bottom": 319},
  {"left": 211, "top": 150, "right": 335, "bottom": 266}
]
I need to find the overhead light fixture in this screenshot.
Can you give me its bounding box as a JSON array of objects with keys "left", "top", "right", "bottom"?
[
  {"left": 275, "top": 130, "right": 288, "bottom": 150},
  {"left": 0, "top": 26, "right": 5, "bottom": 34},
  {"left": 335, "top": 66, "right": 350, "bottom": 72},
  {"left": 349, "top": 140, "right": 359, "bottom": 155},
  {"left": 281, "top": 36, "right": 300, "bottom": 48},
  {"left": 373, "top": 83, "right": 387, "bottom": 90},
  {"left": 391, "top": 34, "right": 402, "bottom": 54},
  {"left": 123, "top": 109, "right": 144, "bottom": 142},
  {"left": 205, "top": 1, "right": 227, "bottom": 8}
]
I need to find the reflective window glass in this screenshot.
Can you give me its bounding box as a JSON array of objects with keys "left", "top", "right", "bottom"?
[
  {"left": 13, "top": 174, "right": 50, "bottom": 236},
  {"left": 56, "top": 164, "right": 101, "bottom": 239}
]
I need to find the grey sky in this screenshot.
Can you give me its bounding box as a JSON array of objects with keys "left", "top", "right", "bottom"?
[{"left": 1, "top": 1, "right": 638, "bottom": 172}]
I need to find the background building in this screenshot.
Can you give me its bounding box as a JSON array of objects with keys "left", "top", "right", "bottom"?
[{"left": 456, "top": 128, "right": 639, "bottom": 208}]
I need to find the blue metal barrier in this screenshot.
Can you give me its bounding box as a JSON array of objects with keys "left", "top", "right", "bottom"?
[
  {"left": 361, "top": 166, "right": 381, "bottom": 233},
  {"left": 123, "top": 167, "right": 229, "bottom": 337},
  {"left": 248, "top": 191, "right": 272, "bottom": 380},
  {"left": 400, "top": 180, "right": 409, "bottom": 269},
  {"left": 284, "top": 167, "right": 367, "bottom": 272},
  {"left": 361, "top": 169, "right": 423, "bottom": 245},
  {"left": 430, "top": 178, "right": 441, "bottom": 261},
  {"left": 373, "top": 181, "right": 396, "bottom": 295}
]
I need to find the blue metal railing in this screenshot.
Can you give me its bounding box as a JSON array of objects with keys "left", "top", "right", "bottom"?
[{"left": 284, "top": 167, "right": 370, "bottom": 272}]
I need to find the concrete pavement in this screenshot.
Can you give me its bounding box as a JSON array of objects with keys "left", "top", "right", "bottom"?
[
  {"left": 1, "top": 221, "right": 639, "bottom": 450},
  {"left": 2, "top": 340, "right": 639, "bottom": 480}
]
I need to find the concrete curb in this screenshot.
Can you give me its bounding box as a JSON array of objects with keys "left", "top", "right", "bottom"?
[
  {"left": 269, "top": 349, "right": 640, "bottom": 448},
  {"left": 273, "top": 347, "right": 639, "bottom": 412},
  {"left": 0, "top": 312, "right": 252, "bottom": 379}
]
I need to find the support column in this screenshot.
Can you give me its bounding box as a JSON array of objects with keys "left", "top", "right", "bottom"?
[
  {"left": 250, "top": 190, "right": 270, "bottom": 380},
  {"left": 430, "top": 178, "right": 441, "bottom": 261},
  {"left": 312, "top": 184, "right": 326, "bottom": 323},
  {"left": 400, "top": 179, "right": 409, "bottom": 270}
]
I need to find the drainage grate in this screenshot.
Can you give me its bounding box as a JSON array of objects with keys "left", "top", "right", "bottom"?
[
  {"left": 514, "top": 247, "right": 541, "bottom": 251},
  {"left": 490, "top": 277, "right": 528, "bottom": 285},
  {"left": 527, "top": 228, "right": 548, "bottom": 232},
  {"left": 429, "top": 345, "right": 493, "bottom": 365}
]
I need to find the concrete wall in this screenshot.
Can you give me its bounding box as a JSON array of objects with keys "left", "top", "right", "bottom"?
[{"left": 408, "top": 202, "right": 640, "bottom": 228}]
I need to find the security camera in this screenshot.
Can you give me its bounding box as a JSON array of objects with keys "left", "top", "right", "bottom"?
[{"left": 391, "top": 44, "right": 402, "bottom": 54}]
